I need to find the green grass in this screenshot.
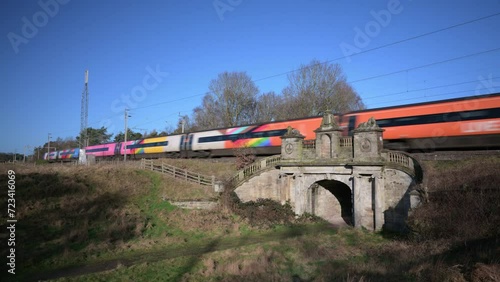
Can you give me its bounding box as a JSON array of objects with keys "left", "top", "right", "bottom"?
[{"left": 2, "top": 156, "right": 499, "bottom": 282}]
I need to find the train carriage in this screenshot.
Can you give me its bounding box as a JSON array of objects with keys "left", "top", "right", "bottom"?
[
  {"left": 120, "top": 135, "right": 184, "bottom": 158},
  {"left": 189, "top": 117, "right": 323, "bottom": 157},
  {"left": 58, "top": 148, "right": 80, "bottom": 161},
  {"left": 85, "top": 143, "right": 117, "bottom": 158},
  {"left": 339, "top": 93, "right": 500, "bottom": 150},
  {"left": 46, "top": 151, "right": 58, "bottom": 161},
  {"left": 44, "top": 93, "right": 497, "bottom": 163}
]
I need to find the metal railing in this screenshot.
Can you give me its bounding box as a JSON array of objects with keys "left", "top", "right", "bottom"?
[{"left": 140, "top": 159, "right": 215, "bottom": 186}]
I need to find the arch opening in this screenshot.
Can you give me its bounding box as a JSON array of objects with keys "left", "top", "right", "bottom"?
[{"left": 311, "top": 180, "right": 353, "bottom": 226}]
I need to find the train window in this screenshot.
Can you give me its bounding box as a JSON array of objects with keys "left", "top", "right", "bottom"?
[
  {"left": 376, "top": 108, "right": 499, "bottom": 128},
  {"left": 375, "top": 119, "right": 393, "bottom": 127},
  {"left": 86, "top": 147, "right": 109, "bottom": 153},
  {"left": 199, "top": 136, "right": 223, "bottom": 143},
  {"left": 266, "top": 129, "right": 288, "bottom": 137},
  {"left": 348, "top": 116, "right": 356, "bottom": 135},
  {"left": 60, "top": 151, "right": 76, "bottom": 156},
  {"left": 127, "top": 141, "right": 169, "bottom": 149},
  {"left": 463, "top": 110, "right": 488, "bottom": 118},
  {"left": 198, "top": 129, "right": 288, "bottom": 143}
]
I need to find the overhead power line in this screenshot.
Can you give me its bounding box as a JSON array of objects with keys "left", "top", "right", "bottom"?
[
  {"left": 48, "top": 12, "right": 500, "bottom": 138},
  {"left": 125, "top": 47, "right": 500, "bottom": 114},
  {"left": 368, "top": 87, "right": 499, "bottom": 108},
  {"left": 129, "top": 12, "right": 500, "bottom": 112},
  {"left": 363, "top": 76, "right": 500, "bottom": 100},
  {"left": 254, "top": 11, "right": 500, "bottom": 82},
  {"left": 348, "top": 47, "right": 500, "bottom": 84}
]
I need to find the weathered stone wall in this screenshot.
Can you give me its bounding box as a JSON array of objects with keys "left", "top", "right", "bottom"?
[
  {"left": 383, "top": 168, "right": 415, "bottom": 232},
  {"left": 234, "top": 169, "right": 284, "bottom": 203}
]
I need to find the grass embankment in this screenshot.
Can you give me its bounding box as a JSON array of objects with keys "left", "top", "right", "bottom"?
[{"left": 0, "top": 157, "right": 499, "bottom": 281}]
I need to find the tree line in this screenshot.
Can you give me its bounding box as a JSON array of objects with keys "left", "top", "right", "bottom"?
[{"left": 29, "top": 60, "right": 364, "bottom": 158}]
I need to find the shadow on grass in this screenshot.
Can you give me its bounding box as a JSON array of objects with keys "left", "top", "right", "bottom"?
[
  {"left": 0, "top": 170, "right": 142, "bottom": 282},
  {"left": 29, "top": 223, "right": 333, "bottom": 281}
]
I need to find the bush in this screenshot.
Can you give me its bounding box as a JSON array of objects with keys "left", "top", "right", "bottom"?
[
  {"left": 233, "top": 146, "right": 256, "bottom": 170},
  {"left": 219, "top": 179, "right": 309, "bottom": 228}
]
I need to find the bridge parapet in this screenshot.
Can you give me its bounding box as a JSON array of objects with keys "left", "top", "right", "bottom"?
[
  {"left": 280, "top": 112, "right": 420, "bottom": 178},
  {"left": 230, "top": 154, "right": 282, "bottom": 186}
]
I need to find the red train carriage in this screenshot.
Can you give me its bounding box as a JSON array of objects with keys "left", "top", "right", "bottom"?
[{"left": 339, "top": 93, "right": 500, "bottom": 151}]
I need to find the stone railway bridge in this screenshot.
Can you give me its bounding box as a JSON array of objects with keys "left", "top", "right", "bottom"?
[{"left": 232, "top": 112, "right": 423, "bottom": 232}]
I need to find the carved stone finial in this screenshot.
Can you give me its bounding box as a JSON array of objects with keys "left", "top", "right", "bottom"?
[
  {"left": 282, "top": 126, "right": 304, "bottom": 138},
  {"left": 315, "top": 110, "right": 341, "bottom": 132},
  {"left": 354, "top": 117, "right": 384, "bottom": 132}
]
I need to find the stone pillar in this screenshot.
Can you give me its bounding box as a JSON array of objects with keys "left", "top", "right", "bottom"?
[
  {"left": 280, "top": 126, "right": 305, "bottom": 160},
  {"left": 314, "top": 111, "right": 343, "bottom": 159},
  {"left": 292, "top": 173, "right": 306, "bottom": 215},
  {"left": 373, "top": 174, "right": 385, "bottom": 231},
  {"left": 353, "top": 117, "right": 384, "bottom": 161},
  {"left": 352, "top": 174, "right": 374, "bottom": 229},
  {"left": 352, "top": 166, "right": 384, "bottom": 231}
]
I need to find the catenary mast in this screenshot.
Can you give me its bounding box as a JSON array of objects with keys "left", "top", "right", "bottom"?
[{"left": 80, "top": 70, "right": 89, "bottom": 148}]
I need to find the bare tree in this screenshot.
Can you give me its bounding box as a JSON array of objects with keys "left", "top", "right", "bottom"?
[
  {"left": 193, "top": 71, "right": 259, "bottom": 129},
  {"left": 255, "top": 91, "right": 284, "bottom": 122},
  {"left": 169, "top": 115, "right": 195, "bottom": 134},
  {"left": 282, "top": 59, "right": 364, "bottom": 118}
]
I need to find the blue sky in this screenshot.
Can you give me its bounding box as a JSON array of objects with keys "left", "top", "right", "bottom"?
[{"left": 1, "top": 0, "right": 499, "bottom": 153}]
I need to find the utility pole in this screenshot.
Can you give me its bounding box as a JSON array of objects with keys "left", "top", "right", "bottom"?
[
  {"left": 179, "top": 113, "right": 185, "bottom": 134},
  {"left": 124, "top": 109, "right": 130, "bottom": 161},
  {"left": 80, "top": 70, "right": 89, "bottom": 148},
  {"left": 47, "top": 133, "right": 51, "bottom": 160},
  {"left": 23, "top": 145, "right": 31, "bottom": 163}
]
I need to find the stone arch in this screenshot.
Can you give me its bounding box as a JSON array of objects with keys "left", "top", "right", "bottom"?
[
  {"left": 319, "top": 134, "right": 331, "bottom": 158},
  {"left": 309, "top": 179, "right": 353, "bottom": 226}
]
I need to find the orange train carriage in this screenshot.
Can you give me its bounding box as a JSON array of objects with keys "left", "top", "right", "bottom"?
[{"left": 338, "top": 93, "right": 500, "bottom": 151}]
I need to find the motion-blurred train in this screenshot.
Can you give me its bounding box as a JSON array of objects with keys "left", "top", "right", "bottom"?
[{"left": 44, "top": 93, "right": 500, "bottom": 161}]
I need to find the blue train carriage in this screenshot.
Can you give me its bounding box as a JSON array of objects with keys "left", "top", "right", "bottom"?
[{"left": 58, "top": 148, "right": 80, "bottom": 162}]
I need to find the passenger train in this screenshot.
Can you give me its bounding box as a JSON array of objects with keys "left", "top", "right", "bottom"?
[{"left": 44, "top": 93, "right": 500, "bottom": 161}]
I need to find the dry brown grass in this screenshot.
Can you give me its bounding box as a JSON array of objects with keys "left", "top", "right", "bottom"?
[
  {"left": 409, "top": 156, "right": 500, "bottom": 242},
  {"left": 0, "top": 163, "right": 153, "bottom": 270},
  {"left": 405, "top": 156, "right": 500, "bottom": 281},
  {"left": 156, "top": 173, "right": 218, "bottom": 200},
  {"left": 157, "top": 158, "right": 237, "bottom": 180}
]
